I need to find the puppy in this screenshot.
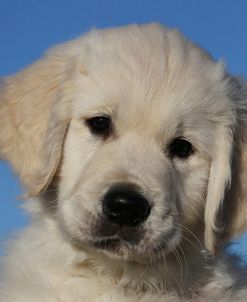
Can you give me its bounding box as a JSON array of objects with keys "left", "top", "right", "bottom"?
[{"left": 0, "top": 23, "right": 247, "bottom": 301}]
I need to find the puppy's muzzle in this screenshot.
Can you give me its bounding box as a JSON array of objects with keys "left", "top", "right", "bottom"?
[{"left": 102, "top": 184, "right": 151, "bottom": 227}]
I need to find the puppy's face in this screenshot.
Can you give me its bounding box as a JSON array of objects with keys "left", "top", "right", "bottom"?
[{"left": 55, "top": 26, "right": 233, "bottom": 261}]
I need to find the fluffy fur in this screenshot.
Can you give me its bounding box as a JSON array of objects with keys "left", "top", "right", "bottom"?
[{"left": 1, "top": 23, "right": 247, "bottom": 301}]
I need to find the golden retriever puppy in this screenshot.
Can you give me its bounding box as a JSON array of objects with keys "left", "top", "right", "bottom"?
[{"left": 0, "top": 23, "right": 247, "bottom": 301}]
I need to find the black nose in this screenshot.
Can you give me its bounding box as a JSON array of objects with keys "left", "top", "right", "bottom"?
[{"left": 102, "top": 184, "right": 151, "bottom": 227}]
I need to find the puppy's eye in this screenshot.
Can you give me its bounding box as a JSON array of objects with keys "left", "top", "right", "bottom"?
[
  {"left": 86, "top": 116, "right": 112, "bottom": 136},
  {"left": 169, "top": 137, "right": 193, "bottom": 159}
]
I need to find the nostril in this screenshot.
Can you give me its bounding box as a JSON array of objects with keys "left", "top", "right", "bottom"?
[{"left": 102, "top": 184, "right": 151, "bottom": 227}]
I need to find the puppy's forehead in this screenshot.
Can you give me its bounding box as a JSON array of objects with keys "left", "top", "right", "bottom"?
[{"left": 73, "top": 24, "right": 229, "bottom": 133}]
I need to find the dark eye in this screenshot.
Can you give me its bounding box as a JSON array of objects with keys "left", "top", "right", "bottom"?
[
  {"left": 86, "top": 116, "right": 112, "bottom": 136},
  {"left": 169, "top": 137, "right": 193, "bottom": 159}
]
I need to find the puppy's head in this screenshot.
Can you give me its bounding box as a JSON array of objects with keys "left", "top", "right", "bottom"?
[{"left": 1, "top": 24, "right": 247, "bottom": 261}]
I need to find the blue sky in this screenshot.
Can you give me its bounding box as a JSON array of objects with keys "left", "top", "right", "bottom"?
[{"left": 0, "top": 0, "right": 247, "bottom": 259}]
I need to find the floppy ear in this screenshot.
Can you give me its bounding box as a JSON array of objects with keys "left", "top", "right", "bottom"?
[
  {"left": 204, "top": 126, "right": 234, "bottom": 253},
  {"left": 204, "top": 77, "right": 247, "bottom": 253},
  {"left": 0, "top": 53, "right": 71, "bottom": 196},
  {"left": 220, "top": 78, "right": 247, "bottom": 244}
]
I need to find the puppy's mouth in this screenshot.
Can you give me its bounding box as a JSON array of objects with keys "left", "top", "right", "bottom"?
[
  {"left": 91, "top": 237, "right": 124, "bottom": 253},
  {"left": 93, "top": 237, "right": 120, "bottom": 248},
  {"left": 91, "top": 221, "right": 144, "bottom": 250},
  {"left": 87, "top": 220, "right": 181, "bottom": 260}
]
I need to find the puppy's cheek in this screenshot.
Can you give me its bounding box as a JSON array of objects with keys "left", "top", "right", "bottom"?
[
  {"left": 141, "top": 216, "right": 182, "bottom": 257},
  {"left": 180, "top": 166, "right": 210, "bottom": 226},
  {"left": 56, "top": 198, "right": 80, "bottom": 238},
  {"left": 58, "top": 184, "right": 107, "bottom": 241}
]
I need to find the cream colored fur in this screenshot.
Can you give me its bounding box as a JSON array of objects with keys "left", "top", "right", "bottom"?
[{"left": 1, "top": 23, "right": 247, "bottom": 301}]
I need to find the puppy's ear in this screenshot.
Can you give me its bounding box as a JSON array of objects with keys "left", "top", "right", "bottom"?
[
  {"left": 205, "top": 77, "right": 247, "bottom": 253},
  {"left": 204, "top": 126, "right": 234, "bottom": 253},
  {"left": 220, "top": 78, "right": 247, "bottom": 244},
  {"left": 0, "top": 53, "right": 71, "bottom": 195}
]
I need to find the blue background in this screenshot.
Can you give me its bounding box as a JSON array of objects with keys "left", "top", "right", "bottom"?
[{"left": 0, "top": 0, "right": 247, "bottom": 260}]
